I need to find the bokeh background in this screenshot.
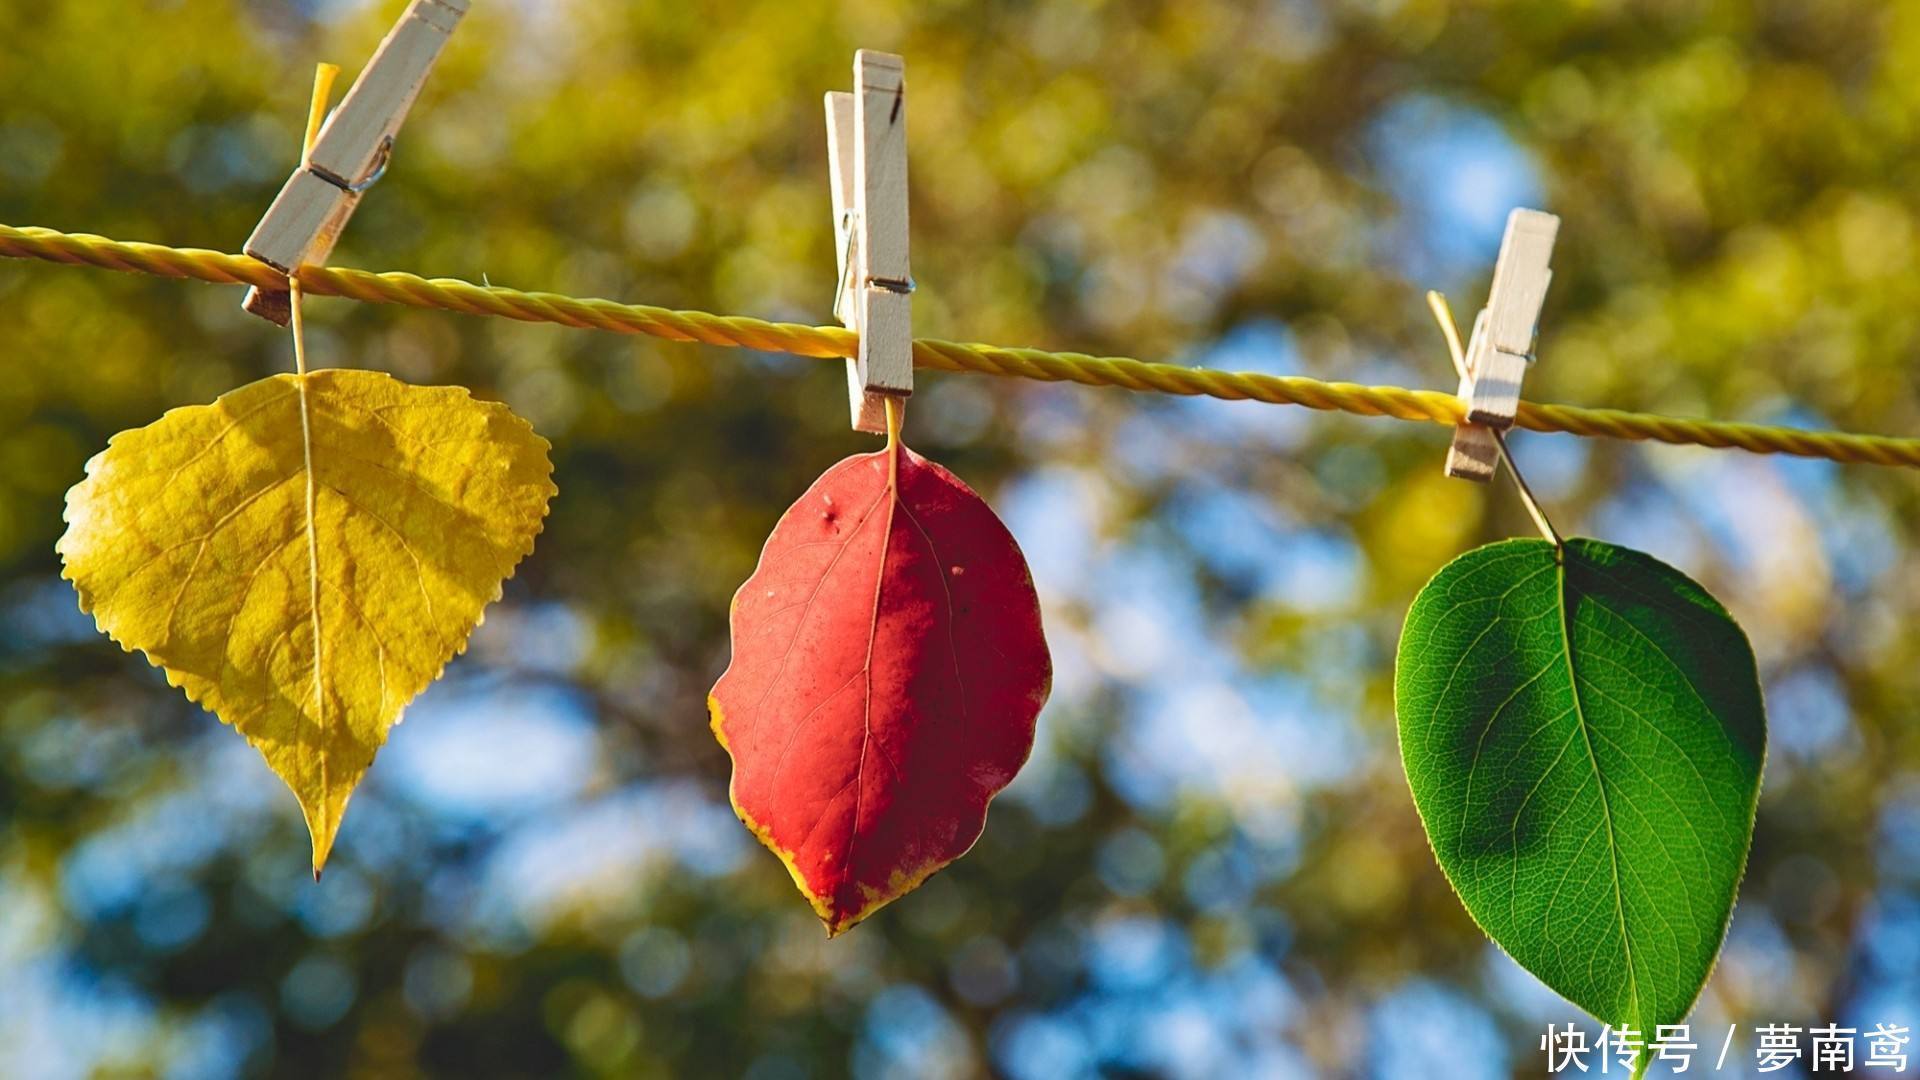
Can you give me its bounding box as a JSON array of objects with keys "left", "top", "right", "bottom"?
[{"left": 4, "top": 1, "right": 1920, "bottom": 1077}]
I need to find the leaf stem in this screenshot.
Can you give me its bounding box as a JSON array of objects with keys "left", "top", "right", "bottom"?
[
  {"left": 1494, "top": 429, "right": 1562, "bottom": 548},
  {"left": 287, "top": 63, "right": 336, "bottom": 378},
  {"left": 1425, "top": 291, "right": 1563, "bottom": 550},
  {"left": 293, "top": 63, "right": 340, "bottom": 878},
  {"left": 302, "top": 64, "right": 339, "bottom": 158},
  {"left": 884, "top": 396, "right": 903, "bottom": 486},
  {"left": 290, "top": 281, "right": 308, "bottom": 376},
  {"left": 1426, "top": 290, "right": 1468, "bottom": 375}
]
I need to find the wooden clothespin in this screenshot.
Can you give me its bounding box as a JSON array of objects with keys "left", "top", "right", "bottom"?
[
  {"left": 1445, "top": 208, "right": 1560, "bottom": 480},
  {"left": 825, "top": 50, "right": 912, "bottom": 433},
  {"left": 241, "top": 0, "right": 469, "bottom": 325}
]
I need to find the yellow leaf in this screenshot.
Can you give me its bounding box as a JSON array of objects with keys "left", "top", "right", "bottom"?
[{"left": 58, "top": 370, "right": 555, "bottom": 871}]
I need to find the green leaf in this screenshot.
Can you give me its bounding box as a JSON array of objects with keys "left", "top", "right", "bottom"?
[{"left": 1395, "top": 538, "right": 1765, "bottom": 1046}]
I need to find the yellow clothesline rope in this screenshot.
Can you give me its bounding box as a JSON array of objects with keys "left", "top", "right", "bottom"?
[{"left": 5, "top": 222, "right": 1919, "bottom": 469}]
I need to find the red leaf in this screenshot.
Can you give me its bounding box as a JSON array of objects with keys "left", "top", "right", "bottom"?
[{"left": 710, "top": 440, "right": 1051, "bottom": 935}]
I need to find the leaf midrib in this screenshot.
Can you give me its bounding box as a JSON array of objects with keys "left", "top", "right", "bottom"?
[
  {"left": 295, "top": 375, "right": 330, "bottom": 828},
  {"left": 846, "top": 444, "right": 902, "bottom": 901},
  {"left": 758, "top": 483, "right": 892, "bottom": 803},
  {"left": 1556, "top": 555, "right": 1644, "bottom": 1032}
]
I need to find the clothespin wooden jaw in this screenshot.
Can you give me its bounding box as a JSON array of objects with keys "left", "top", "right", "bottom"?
[
  {"left": 1445, "top": 208, "right": 1560, "bottom": 481},
  {"left": 241, "top": 0, "right": 469, "bottom": 325},
  {"left": 825, "top": 50, "right": 912, "bottom": 434}
]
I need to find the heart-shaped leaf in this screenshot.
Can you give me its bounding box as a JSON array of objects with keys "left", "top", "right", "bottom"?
[
  {"left": 61, "top": 370, "right": 554, "bottom": 871},
  {"left": 710, "top": 440, "right": 1051, "bottom": 935},
  {"left": 1396, "top": 538, "right": 1766, "bottom": 1051}
]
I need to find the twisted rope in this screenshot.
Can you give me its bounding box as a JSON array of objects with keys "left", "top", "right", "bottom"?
[{"left": 5, "top": 222, "right": 1917, "bottom": 469}]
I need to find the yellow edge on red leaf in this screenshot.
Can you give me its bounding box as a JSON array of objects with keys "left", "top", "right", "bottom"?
[
  {"left": 708, "top": 695, "right": 837, "bottom": 928},
  {"left": 710, "top": 411, "right": 998, "bottom": 937},
  {"left": 711, "top": 694, "right": 963, "bottom": 937},
  {"left": 710, "top": 707, "right": 990, "bottom": 933}
]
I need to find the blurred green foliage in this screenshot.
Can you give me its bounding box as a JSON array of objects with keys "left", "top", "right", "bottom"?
[{"left": 4, "top": 1, "right": 1920, "bottom": 1077}]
